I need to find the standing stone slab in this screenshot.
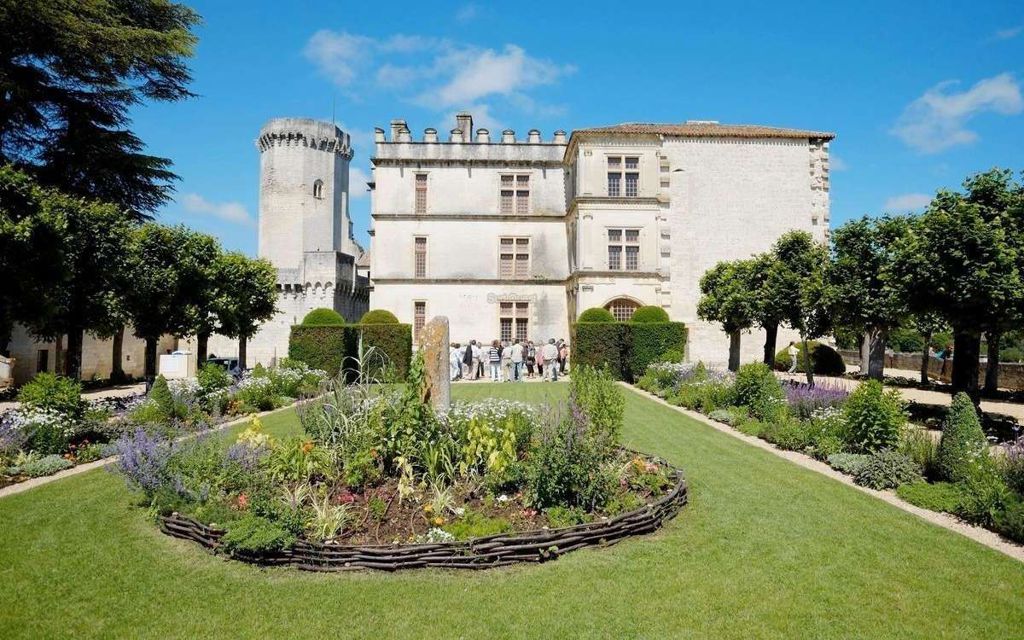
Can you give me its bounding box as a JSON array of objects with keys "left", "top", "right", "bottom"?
[{"left": 421, "top": 316, "right": 450, "bottom": 412}]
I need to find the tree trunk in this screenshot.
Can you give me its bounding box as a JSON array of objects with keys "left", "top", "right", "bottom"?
[
  {"left": 920, "top": 330, "right": 932, "bottom": 385},
  {"left": 762, "top": 323, "right": 778, "bottom": 365},
  {"left": 859, "top": 331, "right": 870, "bottom": 376},
  {"left": 238, "top": 335, "right": 248, "bottom": 371},
  {"left": 144, "top": 336, "right": 158, "bottom": 385},
  {"left": 984, "top": 331, "right": 1001, "bottom": 396},
  {"left": 802, "top": 336, "right": 815, "bottom": 386},
  {"left": 55, "top": 334, "right": 64, "bottom": 377},
  {"left": 110, "top": 326, "right": 126, "bottom": 384},
  {"left": 197, "top": 331, "right": 210, "bottom": 364},
  {"left": 728, "top": 330, "right": 741, "bottom": 372},
  {"left": 0, "top": 313, "right": 12, "bottom": 357},
  {"left": 951, "top": 328, "right": 981, "bottom": 403},
  {"left": 65, "top": 327, "right": 84, "bottom": 380},
  {"left": 867, "top": 327, "right": 886, "bottom": 381}
]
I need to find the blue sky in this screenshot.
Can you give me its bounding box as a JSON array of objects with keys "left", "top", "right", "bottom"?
[{"left": 135, "top": 0, "right": 1024, "bottom": 254}]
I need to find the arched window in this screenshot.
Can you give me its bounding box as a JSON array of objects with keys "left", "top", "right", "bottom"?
[
  {"left": 313, "top": 179, "right": 324, "bottom": 199},
  {"left": 605, "top": 298, "right": 640, "bottom": 322}
]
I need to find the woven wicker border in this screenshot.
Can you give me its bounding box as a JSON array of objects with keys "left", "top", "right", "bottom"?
[{"left": 159, "top": 454, "right": 687, "bottom": 572}]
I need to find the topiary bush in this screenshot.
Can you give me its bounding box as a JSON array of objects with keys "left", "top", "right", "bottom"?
[
  {"left": 289, "top": 325, "right": 349, "bottom": 376},
  {"left": 359, "top": 309, "right": 399, "bottom": 324},
  {"left": 627, "top": 322, "right": 687, "bottom": 381},
  {"left": 773, "top": 341, "right": 845, "bottom": 376},
  {"left": 732, "top": 363, "right": 786, "bottom": 421},
  {"left": 17, "top": 373, "right": 85, "bottom": 421},
  {"left": 578, "top": 307, "right": 616, "bottom": 323},
  {"left": 572, "top": 322, "right": 627, "bottom": 379},
  {"left": 843, "top": 380, "right": 905, "bottom": 452},
  {"left": 853, "top": 449, "right": 920, "bottom": 490},
  {"left": 936, "top": 393, "right": 989, "bottom": 483},
  {"left": 301, "top": 308, "right": 345, "bottom": 326},
  {"left": 630, "top": 305, "right": 670, "bottom": 323},
  {"left": 359, "top": 323, "right": 413, "bottom": 381}
]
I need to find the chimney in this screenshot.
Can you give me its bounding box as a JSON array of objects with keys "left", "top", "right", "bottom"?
[
  {"left": 527, "top": 129, "right": 541, "bottom": 143},
  {"left": 450, "top": 128, "right": 464, "bottom": 143},
  {"left": 424, "top": 128, "right": 438, "bottom": 143},
  {"left": 502, "top": 129, "right": 516, "bottom": 143},
  {"left": 476, "top": 128, "right": 490, "bottom": 143},
  {"left": 390, "top": 119, "right": 406, "bottom": 141},
  {"left": 374, "top": 127, "right": 386, "bottom": 143},
  {"left": 397, "top": 126, "right": 411, "bottom": 143},
  {"left": 553, "top": 130, "right": 567, "bottom": 144},
  {"left": 456, "top": 112, "right": 473, "bottom": 142}
]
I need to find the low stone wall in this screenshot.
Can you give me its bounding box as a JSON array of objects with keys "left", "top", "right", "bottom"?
[
  {"left": 159, "top": 456, "right": 688, "bottom": 572},
  {"left": 839, "top": 349, "right": 1024, "bottom": 391}
]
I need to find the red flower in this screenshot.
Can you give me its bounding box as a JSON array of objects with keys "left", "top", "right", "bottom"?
[{"left": 236, "top": 493, "right": 250, "bottom": 510}]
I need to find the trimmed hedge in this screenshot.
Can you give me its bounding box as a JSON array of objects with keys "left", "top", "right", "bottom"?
[
  {"left": 289, "top": 323, "right": 412, "bottom": 380},
  {"left": 773, "top": 340, "right": 845, "bottom": 376},
  {"left": 572, "top": 321, "right": 687, "bottom": 382},
  {"left": 630, "top": 306, "right": 670, "bottom": 323},
  {"left": 359, "top": 309, "right": 399, "bottom": 324},
  {"left": 578, "top": 307, "right": 615, "bottom": 323},
  {"left": 302, "top": 308, "right": 345, "bottom": 326}
]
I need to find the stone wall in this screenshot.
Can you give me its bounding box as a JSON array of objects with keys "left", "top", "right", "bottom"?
[{"left": 839, "top": 349, "right": 1024, "bottom": 391}]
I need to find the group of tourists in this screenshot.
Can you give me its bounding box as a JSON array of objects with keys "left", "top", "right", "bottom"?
[{"left": 449, "top": 338, "right": 569, "bottom": 382}]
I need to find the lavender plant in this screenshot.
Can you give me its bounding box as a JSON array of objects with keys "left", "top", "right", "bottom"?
[{"left": 784, "top": 381, "right": 850, "bottom": 419}]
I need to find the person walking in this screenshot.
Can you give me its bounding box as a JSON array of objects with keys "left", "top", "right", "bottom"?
[
  {"left": 543, "top": 338, "right": 559, "bottom": 381},
  {"left": 462, "top": 340, "right": 476, "bottom": 380},
  {"left": 525, "top": 340, "right": 536, "bottom": 378},
  {"left": 500, "top": 340, "right": 513, "bottom": 382},
  {"left": 787, "top": 341, "right": 799, "bottom": 374},
  {"left": 471, "top": 340, "right": 482, "bottom": 380},
  {"left": 488, "top": 340, "right": 502, "bottom": 382},
  {"left": 510, "top": 339, "right": 524, "bottom": 381},
  {"left": 535, "top": 340, "right": 545, "bottom": 379},
  {"left": 558, "top": 340, "right": 568, "bottom": 375},
  {"left": 449, "top": 343, "right": 462, "bottom": 381}
]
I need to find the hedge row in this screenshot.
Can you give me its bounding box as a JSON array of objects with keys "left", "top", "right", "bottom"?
[
  {"left": 289, "top": 323, "right": 412, "bottom": 380},
  {"left": 572, "top": 322, "right": 687, "bottom": 382}
]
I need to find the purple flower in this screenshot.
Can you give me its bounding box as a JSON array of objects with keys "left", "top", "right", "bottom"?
[
  {"left": 111, "top": 428, "right": 175, "bottom": 494},
  {"left": 225, "top": 441, "right": 268, "bottom": 472},
  {"left": 784, "top": 381, "right": 850, "bottom": 418}
]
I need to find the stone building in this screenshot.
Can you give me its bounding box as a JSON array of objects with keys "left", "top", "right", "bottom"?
[{"left": 369, "top": 113, "right": 833, "bottom": 365}]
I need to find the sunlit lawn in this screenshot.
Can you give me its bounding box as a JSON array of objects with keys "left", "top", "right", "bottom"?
[{"left": 1, "top": 382, "right": 1022, "bottom": 639}]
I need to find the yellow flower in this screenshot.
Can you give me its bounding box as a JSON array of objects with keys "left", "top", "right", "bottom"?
[
  {"left": 433, "top": 516, "right": 445, "bottom": 526},
  {"left": 423, "top": 504, "right": 433, "bottom": 513}
]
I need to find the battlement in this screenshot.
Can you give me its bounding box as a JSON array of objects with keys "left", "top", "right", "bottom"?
[
  {"left": 373, "top": 112, "right": 567, "bottom": 146},
  {"left": 257, "top": 117, "right": 353, "bottom": 158}
]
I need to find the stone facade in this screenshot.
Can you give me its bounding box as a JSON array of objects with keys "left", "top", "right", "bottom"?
[{"left": 370, "top": 115, "right": 833, "bottom": 366}]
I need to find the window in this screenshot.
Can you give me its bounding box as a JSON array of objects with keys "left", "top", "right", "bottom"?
[
  {"left": 414, "top": 236, "right": 427, "bottom": 278},
  {"left": 499, "top": 237, "right": 530, "bottom": 278},
  {"left": 607, "top": 156, "right": 640, "bottom": 197},
  {"left": 36, "top": 349, "right": 48, "bottom": 373},
  {"left": 414, "top": 301, "right": 426, "bottom": 341},
  {"left": 313, "top": 179, "right": 324, "bottom": 199},
  {"left": 415, "top": 174, "right": 427, "bottom": 214},
  {"left": 500, "top": 174, "right": 530, "bottom": 214},
  {"left": 499, "top": 302, "right": 529, "bottom": 341},
  {"left": 608, "top": 228, "right": 640, "bottom": 271},
  {"left": 605, "top": 298, "right": 640, "bottom": 322}
]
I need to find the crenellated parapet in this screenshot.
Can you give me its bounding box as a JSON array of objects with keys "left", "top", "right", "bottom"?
[{"left": 257, "top": 117, "right": 353, "bottom": 158}]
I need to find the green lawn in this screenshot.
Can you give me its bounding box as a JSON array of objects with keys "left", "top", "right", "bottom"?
[{"left": 1, "top": 383, "right": 1022, "bottom": 639}]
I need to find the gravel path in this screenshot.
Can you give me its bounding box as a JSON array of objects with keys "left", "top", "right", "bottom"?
[
  {"left": 622, "top": 383, "right": 1024, "bottom": 563},
  {"left": 0, "top": 382, "right": 147, "bottom": 412}
]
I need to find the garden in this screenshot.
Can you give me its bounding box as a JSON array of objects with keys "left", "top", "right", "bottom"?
[
  {"left": 0, "top": 360, "right": 327, "bottom": 488},
  {"left": 112, "top": 360, "right": 685, "bottom": 569},
  {"left": 636, "top": 360, "right": 1024, "bottom": 544}
]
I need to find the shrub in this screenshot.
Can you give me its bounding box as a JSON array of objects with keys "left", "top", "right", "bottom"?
[
  {"left": 828, "top": 452, "right": 870, "bottom": 476},
  {"left": 900, "top": 428, "right": 939, "bottom": 479},
  {"left": 301, "top": 308, "right": 345, "bottom": 326},
  {"left": 569, "top": 365, "right": 624, "bottom": 452},
  {"left": 956, "top": 464, "right": 1015, "bottom": 528},
  {"left": 572, "top": 322, "right": 627, "bottom": 378},
  {"left": 197, "top": 363, "right": 231, "bottom": 396},
  {"left": 578, "top": 307, "right": 615, "bottom": 323},
  {"left": 761, "top": 418, "right": 813, "bottom": 451},
  {"left": 359, "top": 323, "right": 413, "bottom": 381},
  {"left": 732, "top": 363, "right": 786, "bottom": 421},
  {"left": 18, "top": 373, "right": 85, "bottom": 421},
  {"left": 359, "top": 309, "right": 399, "bottom": 324},
  {"left": 994, "top": 499, "right": 1024, "bottom": 543},
  {"left": 708, "top": 407, "right": 747, "bottom": 426},
  {"left": 999, "top": 436, "right": 1024, "bottom": 495},
  {"left": 784, "top": 381, "right": 849, "bottom": 420},
  {"left": 443, "top": 510, "right": 513, "bottom": 540},
  {"left": 526, "top": 404, "right": 615, "bottom": 510},
  {"left": 630, "top": 305, "right": 669, "bottom": 323},
  {"left": 10, "top": 406, "right": 77, "bottom": 455},
  {"left": 221, "top": 514, "right": 296, "bottom": 554},
  {"left": 659, "top": 348, "right": 685, "bottom": 363},
  {"left": 936, "top": 393, "right": 989, "bottom": 483},
  {"left": 896, "top": 481, "right": 961, "bottom": 513},
  {"left": 628, "top": 322, "right": 688, "bottom": 381},
  {"left": 843, "top": 380, "right": 905, "bottom": 452},
  {"left": 853, "top": 449, "right": 920, "bottom": 490},
  {"left": 19, "top": 454, "right": 74, "bottom": 478},
  {"left": 545, "top": 506, "right": 589, "bottom": 528},
  {"left": 773, "top": 341, "right": 845, "bottom": 376},
  {"left": 288, "top": 325, "right": 348, "bottom": 376}
]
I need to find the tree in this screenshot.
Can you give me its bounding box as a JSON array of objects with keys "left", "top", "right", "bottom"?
[
  {"left": 748, "top": 252, "right": 788, "bottom": 365},
  {"left": 827, "top": 216, "right": 912, "bottom": 380},
  {"left": 0, "top": 0, "right": 199, "bottom": 215},
  {"left": 215, "top": 253, "right": 277, "bottom": 370},
  {"left": 774, "top": 231, "right": 832, "bottom": 385},
  {"left": 897, "top": 170, "right": 1024, "bottom": 401},
  {"left": 910, "top": 311, "right": 947, "bottom": 385},
  {"left": 698, "top": 259, "right": 758, "bottom": 371}
]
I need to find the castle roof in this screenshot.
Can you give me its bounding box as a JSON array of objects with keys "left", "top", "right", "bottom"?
[{"left": 572, "top": 122, "right": 835, "bottom": 141}]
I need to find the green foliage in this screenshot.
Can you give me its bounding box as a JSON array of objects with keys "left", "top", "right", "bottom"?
[
  {"left": 896, "top": 481, "right": 962, "bottom": 513},
  {"left": 853, "top": 449, "right": 920, "bottom": 490},
  {"left": 936, "top": 393, "right": 989, "bottom": 483},
  {"left": 773, "top": 341, "right": 845, "bottom": 375},
  {"left": 571, "top": 321, "right": 687, "bottom": 382},
  {"left": 545, "top": 506, "right": 590, "bottom": 528},
  {"left": 288, "top": 325, "right": 348, "bottom": 376},
  {"left": 899, "top": 428, "right": 939, "bottom": 479},
  {"left": 888, "top": 327, "right": 925, "bottom": 353},
  {"left": 359, "top": 309, "right": 399, "bottom": 324},
  {"left": 630, "top": 305, "right": 670, "bottom": 323},
  {"left": 843, "top": 380, "right": 905, "bottom": 452},
  {"left": 10, "top": 454, "right": 74, "bottom": 478},
  {"left": 197, "top": 363, "right": 231, "bottom": 395},
  {"left": 359, "top": 323, "right": 413, "bottom": 381},
  {"left": 761, "top": 418, "right": 814, "bottom": 451},
  {"left": 289, "top": 323, "right": 412, "bottom": 381},
  {"left": 628, "top": 322, "right": 688, "bottom": 381},
  {"left": 265, "top": 438, "right": 332, "bottom": 484},
  {"left": 214, "top": 252, "right": 278, "bottom": 350},
  {"left": 148, "top": 375, "right": 177, "bottom": 419},
  {"left": 827, "top": 453, "right": 871, "bottom": 476},
  {"left": 443, "top": 510, "right": 513, "bottom": 540},
  {"left": 994, "top": 500, "right": 1024, "bottom": 543},
  {"left": 526, "top": 408, "right": 616, "bottom": 511},
  {"left": 668, "top": 381, "right": 734, "bottom": 414},
  {"left": 302, "top": 308, "right": 345, "bottom": 326},
  {"left": 659, "top": 348, "right": 685, "bottom": 363},
  {"left": 569, "top": 366, "right": 624, "bottom": 453},
  {"left": 732, "top": 363, "right": 786, "bottom": 421},
  {"left": 221, "top": 515, "right": 296, "bottom": 554},
  {"left": 578, "top": 307, "right": 615, "bottom": 322},
  {"left": 17, "top": 373, "right": 84, "bottom": 421},
  {"left": 955, "top": 464, "right": 1015, "bottom": 528}
]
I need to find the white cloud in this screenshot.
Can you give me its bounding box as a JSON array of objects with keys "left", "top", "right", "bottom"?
[
  {"left": 890, "top": 73, "right": 1023, "bottom": 153},
  {"left": 181, "top": 193, "right": 255, "bottom": 227},
  {"left": 349, "top": 168, "right": 371, "bottom": 199},
  {"left": 303, "top": 31, "right": 374, "bottom": 86},
  {"left": 829, "top": 154, "right": 848, "bottom": 171},
  {"left": 991, "top": 26, "right": 1022, "bottom": 41},
  {"left": 883, "top": 193, "right": 932, "bottom": 212},
  {"left": 425, "top": 45, "right": 574, "bottom": 107},
  {"left": 455, "top": 4, "right": 479, "bottom": 23}
]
